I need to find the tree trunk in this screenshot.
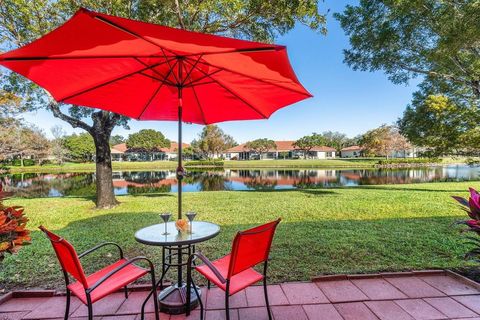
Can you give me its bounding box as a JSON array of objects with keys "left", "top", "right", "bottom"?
[
  {"left": 48, "top": 102, "right": 121, "bottom": 209},
  {"left": 92, "top": 115, "right": 118, "bottom": 209}
]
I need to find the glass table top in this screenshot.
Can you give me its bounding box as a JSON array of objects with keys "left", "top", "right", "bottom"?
[{"left": 135, "top": 221, "right": 220, "bottom": 246}]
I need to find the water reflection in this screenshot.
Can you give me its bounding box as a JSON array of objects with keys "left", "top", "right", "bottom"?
[{"left": 1, "top": 165, "right": 479, "bottom": 198}]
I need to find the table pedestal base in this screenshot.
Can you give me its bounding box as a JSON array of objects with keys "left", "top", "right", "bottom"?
[{"left": 158, "top": 282, "right": 200, "bottom": 314}]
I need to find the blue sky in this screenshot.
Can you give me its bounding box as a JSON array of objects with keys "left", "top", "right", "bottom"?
[{"left": 23, "top": 0, "right": 419, "bottom": 143}]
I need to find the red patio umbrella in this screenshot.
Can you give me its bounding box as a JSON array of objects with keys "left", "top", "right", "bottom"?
[{"left": 0, "top": 8, "right": 312, "bottom": 219}]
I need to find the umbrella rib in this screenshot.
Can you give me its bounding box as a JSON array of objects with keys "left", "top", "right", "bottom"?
[
  {"left": 92, "top": 14, "right": 177, "bottom": 57},
  {"left": 137, "top": 82, "right": 164, "bottom": 120},
  {"left": 180, "top": 55, "right": 203, "bottom": 86},
  {"left": 134, "top": 57, "right": 176, "bottom": 85},
  {"left": 183, "top": 69, "right": 222, "bottom": 87},
  {"left": 58, "top": 58, "right": 174, "bottom": 102},
  {"left": 0, "top": 55, "right": 169, "bottom": 61},
  {"left": 139, "top": 72, "right": 177, "bottom": 87},
  {"left": 186, "top": 57, "right": 311, "bottom": 97},
  {"left": 137, "top": 60, "right": 179, "bottom": 119},
  {"left": 184, "top": 59, "right": 268, "bottom": 119},
  {"left": 190, "top": 85, "right": 208, "bottom": 124},
  {"left": 184, "top": 46, "right": 281, "bottom": 57}
]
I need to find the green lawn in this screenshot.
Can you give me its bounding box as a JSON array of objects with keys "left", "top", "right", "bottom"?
[
  {"left": 223, "top": 158, "right": 380, "bottom": 168},
  {"left": 3, "top": 157, "right": 468, "bottom": 173},
  {"left": 0, "top": 181, "right": 476, "bottom": 290},
  {"left": 4, "top": 158, "right": 383, "bottom": 173}
]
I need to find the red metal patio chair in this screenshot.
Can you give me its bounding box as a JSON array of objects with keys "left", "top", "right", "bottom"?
[
  {"left": 39, "top": 226, "right": 160, "bottom": 320},
  {"left": 186, "top": 219, "right": 281, "bottom": 320}
]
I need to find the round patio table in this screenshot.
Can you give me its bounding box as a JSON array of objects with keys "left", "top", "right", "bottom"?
[{"left": 135, "top": 221, "right": 220, "bottom": 315}]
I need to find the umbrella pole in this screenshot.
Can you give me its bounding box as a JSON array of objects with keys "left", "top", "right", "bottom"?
[{"left": 177, "top": 88, "right": 183, "bottom": 221}]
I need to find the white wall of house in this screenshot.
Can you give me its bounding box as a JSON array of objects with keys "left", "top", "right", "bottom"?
[
  {"left": 310, "top": 151, "right": 336, "bottom": 159},
  {"left": 390, "top": 149, "right": 418, "bottom": 158}
]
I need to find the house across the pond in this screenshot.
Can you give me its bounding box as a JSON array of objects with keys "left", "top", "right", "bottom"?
[
  {"left": 111, "top": 142, "right": 190, "bottom": 161},
  {"left": 223, "top": 141, "right": 336, "bottom": 160},
  {"left": 340, "top": 145, "right": 420, "bottom": 158},
  {"left": 340, "top": 145, "right": 364, "bottom": 158}
]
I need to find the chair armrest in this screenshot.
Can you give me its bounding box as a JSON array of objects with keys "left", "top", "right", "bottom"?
[
  {"left": 86, "top": 256, "right": 153, "bottom": 294},
  {"left": 188, "top": 252, "right": 226, "bottom": 284},
  {"left": 79, "top": 242, "right": 124, "bottom": 259}
]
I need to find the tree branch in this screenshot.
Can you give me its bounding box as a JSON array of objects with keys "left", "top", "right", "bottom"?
[
  {"left": 48, "top": 102, "right": 94, "bottom": 134},
  {"left": 174, "top": 0, "right": 186, "bottom": 29}
]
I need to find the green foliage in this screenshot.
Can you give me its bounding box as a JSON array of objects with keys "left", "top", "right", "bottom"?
[
  {"left": 109, "top": 135, "right": 125, "bottom": 146},
  {"left": 377, "top": 158, "right": 440, "bottom": 165},
  {"left": 244, "top": 138, "right": 276, "bottom": 159},
  {"left": 315, "top": 131, "right": 357, "bottom": 151},
  {"left": 293, "top": 134, "right": 325, "bottom": 158},
  {"left": 126, "top": 129, "right": 169, "bottom": 152},
  {"left": 398, "top": 94, "right": 480, "bottom": 155},
  {"left": 335, "top": 0, "right": 480, "bottom": 99},
  {"left": 185, "top": 160, "right": 224, "bottom": 167},
  {"left": 63, "top": 133, "right": 95, "bottom": 162},
  {"left": 337, "top": 0, "right": 480, "bottom": 157},
  {"left": 191, "top": 125, "right": 236, "bottom": 159}
]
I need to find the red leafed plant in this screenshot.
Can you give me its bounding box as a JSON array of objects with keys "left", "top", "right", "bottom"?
[
  {"left": 452, "top": 187, "right": 480, "bottom": 261},
  {"left": 0, "top": 184, "right": 30, "bottom": 260}
]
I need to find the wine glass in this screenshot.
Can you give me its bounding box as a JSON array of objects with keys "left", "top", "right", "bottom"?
[
  {"left": 185, "top": 212, "right": 197, "bottom": 234},
  {"left": 160, "top": 212, "right": 172, "bottom": 235}
]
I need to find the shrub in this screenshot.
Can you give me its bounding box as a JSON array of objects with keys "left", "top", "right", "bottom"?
[
  {"left": 185, "top": 160, "right": 224, "bottom": 167},
  {"left": 0, "top": 185, "right": 30, "bottom": 261},
  {"left": 377, "top": 158, "right": 440, "bottom": 165},
  {"left": 452, "top": 188, "right": 480, "bottom": 262}
]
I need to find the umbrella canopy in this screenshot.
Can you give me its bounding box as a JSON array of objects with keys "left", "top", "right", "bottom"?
[
  {"left": 0, "top": 8, "right": 312, "bottom": 218},
  {"left": 0, "top": 8, "right": 311, "bottom": 124}
]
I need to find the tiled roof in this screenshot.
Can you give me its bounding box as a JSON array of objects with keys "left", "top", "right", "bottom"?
[
  {"left": 341, "top": 145, "right": 363, "bottom": 152},
  {"left": 111, "top": 142, "right": 189, "bottom": 154},
  {"left": 226, "top": 141, "right": 336, "bottom": 153},
  {"left": 111, "top": 143, "right": 127, "bottom": 153}
]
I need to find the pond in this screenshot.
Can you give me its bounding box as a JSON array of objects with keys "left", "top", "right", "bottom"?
[{"left": 1, "top": 164, "right": 479, "bottom": 198}]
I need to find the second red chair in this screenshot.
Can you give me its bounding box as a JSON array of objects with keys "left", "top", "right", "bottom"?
[{"left": 186, "top": 219, "right": 281, "bottom": 320}]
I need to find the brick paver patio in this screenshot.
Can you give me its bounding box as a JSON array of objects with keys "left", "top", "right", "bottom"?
[{"left": 1, "top": 272, "right": 479, "bottom": 320}]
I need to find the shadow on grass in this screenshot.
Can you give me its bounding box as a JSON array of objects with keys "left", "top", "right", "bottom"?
[{"left": 3, "top": 210, "right": 471, "bottom": 291}]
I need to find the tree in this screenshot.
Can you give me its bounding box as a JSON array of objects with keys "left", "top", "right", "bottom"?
[
  {"left": 335, "top": 1, "right": 480, "bottom": 100},
  {"left": 191, "top": 125, "right": 236, "bottom": 159},
  {"left": 126, "top": 129, "right": 170, "bottom": 157},
  {"left": 360, "top": 125, "right": 411, "bottom": 158},
  {"left": 0, "top": 121, "right": 50, "bottom": 165},
  {"left": 110, "top": 135, "right": 126, "bottom": 146},
  {"left": 1, "top": 0, "right": 326, "bottom": 208},
  {"left": 50, "top": 125, "right": 67, "bottom": 165},
  {"left": 336, "top": 1, "right": 480, "bottom": 158},
  {"left": 316, "top": 131, "right": 354, "bottom": 151},
  {"left": 63, "top": 133, "right": 95, "bottom": 162},
  {"left": 244, "top": 138, "right": 276, "bottom": 159},
  {"left": 398, "top": 93, "right": 479, "bottom": 155},
  {"left": 293, "top": 134, "right": 325, "bottom": 159}
]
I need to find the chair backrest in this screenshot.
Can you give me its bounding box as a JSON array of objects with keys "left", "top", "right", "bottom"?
[
  {"left": 39, "top": 226, "right": 88, "bottom": 288},
  {"left": 227, "top": 219, "right": 281, "bottom": 278}
]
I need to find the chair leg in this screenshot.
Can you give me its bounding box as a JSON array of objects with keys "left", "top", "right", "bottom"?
[
  {"left": 124, "top": 285, "right": 128, "bottom": 299},
  {"left": 87, "top": 302, "right": 93, "bottom": 320},
  {"left": 207, "top": 280, "right": 211, "bottom": 289},
  {"left": 142, "top": 270, "right": 159, "bottom": 320},
  {"left": 85, "top": 293, "right": 93, "bottom": 320},
  {"left": 64, "top": 289, "right": 71, "bottom": 320},
  {"left": 191, "top": 277, "right": 203, "bottom": 320},
  {"left": 225, "top": 289, "right": 230, "bottom": 320},
  {"left": 263, "top": 277, "right": 273, "bottom": 320}
]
